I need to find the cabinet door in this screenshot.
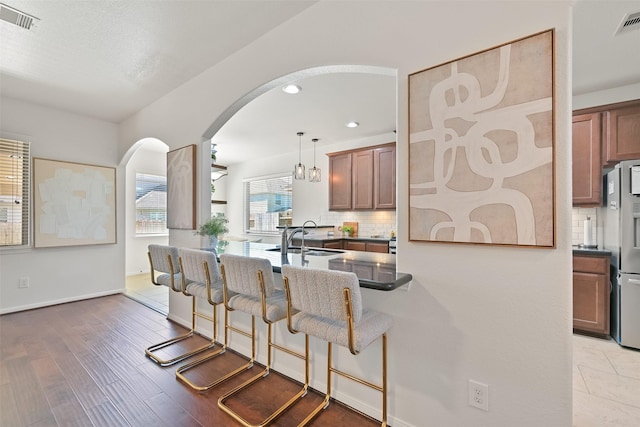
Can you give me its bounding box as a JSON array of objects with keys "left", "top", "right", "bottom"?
[
  {"left": 603, "top": 103, "right": 640, "bottom": 164},
  {"left": 374, "top": 145, "right": 396, "bottom": 209},
  {"left": 573, "top": 271, "right": 609, "bottom": 334},
  {"left": 366, "top": 242, "right": 389, "bottom": 253},
  {"left": 572, "top": 113, "right": 602, "bottom": 206},
  {"left": 352, "top": 150, "right": 374, "bottom": 209},
  {"left": 329, "top": 153, "right": 352, "bottom": 210},
  {"left": 344, "top": 241, "right": 366, "bottom": 251},
  {"left": 323, "top": 240, "right": 343, "bottom": 249}
]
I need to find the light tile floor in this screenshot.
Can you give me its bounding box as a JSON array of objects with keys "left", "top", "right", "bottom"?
[
  {"left": 573, "top": 333, "right": 640, "bottom": 427},
  {"left": 123, "top": 276, "right": 640, "bottom": 425},
  {"left": 125, "top": 273, "right": 169, "bottom": 314}
]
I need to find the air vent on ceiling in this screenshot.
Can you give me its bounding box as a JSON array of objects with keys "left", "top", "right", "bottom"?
[
  {"left": 0, "top": 3, "right": 39, "bottom": 30},
  {"left": 615, "top": 10, "right": 640, "bottom": 36}
]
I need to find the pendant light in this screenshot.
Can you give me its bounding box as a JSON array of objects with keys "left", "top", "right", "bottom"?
[
  {"left": 293, "top": 131, "right": 305, "bottom": 180},
  {"left": 308, "top": 138, "right": 321, "bottom": 183}
]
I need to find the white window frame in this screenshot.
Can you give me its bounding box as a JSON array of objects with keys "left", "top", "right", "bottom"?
[
  {"left": 244, "top": 173, "right": 292, "bottom": 235},
  {"left": 0, "top": 138, "right": 30, "bottom": 248},
  {"left": 135, "top": 172, "right": 168, "bottom": 236}
]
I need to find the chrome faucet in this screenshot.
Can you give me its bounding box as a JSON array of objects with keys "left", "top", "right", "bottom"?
[
  {"left": 280, "top": 220, "right": 317, "bottom": 255},
  {"left": 300, "top": 220, "right": 317, "bottom": 253},
  {"left": 281, "top": 226, "right": 303, "bottom": 255}
]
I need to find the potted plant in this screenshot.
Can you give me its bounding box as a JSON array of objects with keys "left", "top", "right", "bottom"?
[
  {"left": 195, "top": 213, "right": 229, "bottom": 248},
  {"left": 341, "top": 225, "right": 354, "bottom": 237}
]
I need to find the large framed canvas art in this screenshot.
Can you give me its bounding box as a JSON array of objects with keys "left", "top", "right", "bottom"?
[
  {"left": 33, "top": 158, "right": 116, "bottom": 248},
  {"left": 408, "top": 30, "right": 555, "bottom": 248},
  {"left": 167, "top": 144, "right": 196, "bottom": 229}
]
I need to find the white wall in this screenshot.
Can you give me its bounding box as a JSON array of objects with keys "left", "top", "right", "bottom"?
[
  {"left": 125, "top": 141, "right": 169, "bottom": 276},
  {"left": 0, "top": 97, "right": 124, "bottom": 313},
  {"left": 573, "top": 82, "right": 640, "bottom": 110},
  {"left": 118, "top": 2, "right": 574, "bottom": 426}
]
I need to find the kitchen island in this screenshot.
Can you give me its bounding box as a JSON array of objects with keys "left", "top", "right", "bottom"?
[{"left": 214, "top": 240, "right": 411, "bottom": 291}]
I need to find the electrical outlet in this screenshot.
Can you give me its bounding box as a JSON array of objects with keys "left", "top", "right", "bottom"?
[
  {"left": 468, "top": 379, "right": 489, "bottom": 411},
  {"left": 18, "top": 277, "right": 29, "bottom": 288}
]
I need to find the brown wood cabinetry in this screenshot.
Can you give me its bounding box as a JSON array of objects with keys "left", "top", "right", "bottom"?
[
  {"left": 344, "top": 240, "right": 367, "bottom": 251},
  {"left": 573, "top": 254, "right": 610, "bottom": 336},
  {"left": 572, "top": 113, "right": 602, "bottom": 206},
  {"left": 365, "top": 242, "right": 390, "bottom": 253},
  {"left": 328, "top": 143, "right": 395, "bottom": 211},
  {"left": 603, "top": 103, "right": 640, "bottom": 164},
  {"left": 352, "top": 150, "right": 374, "bottom": 209},
  {"left": 328, "top": 152, "right": 352, "bottom": 210},
  {"left": 374, "top": 145, "right": 396, "bottom": 209},
  {"left": 323, "top": 240, "right": 343, "bottom": 249}
]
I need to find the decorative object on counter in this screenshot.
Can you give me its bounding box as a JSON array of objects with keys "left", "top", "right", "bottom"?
[
  {"left": 342, "top": 221, "right": 358, "bottom": 237},
  {"left": 293, "top": 131, "right": 305, "bottom": 180},
  {"left": 195, "top": 212, "right": 229, "bottom": 249},
  {"left": 409, "top": 29, "right": 555, "bottom": 248},
  {"left": 341, "top": 225, "right": 354, "bottom": 237},
  {"left": 309, "top": 138, "right": 321, "bottom": 183},
  {"left": 167, "top": 144, "right": 196, "bottom": 229},
  {"left": 582, "top": 216, "right": 597, "bottom": 248}
]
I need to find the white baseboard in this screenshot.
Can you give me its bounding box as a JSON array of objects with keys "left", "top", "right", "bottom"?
[{"left": 0, "top": 288, "right": 126, "bottom": 315}]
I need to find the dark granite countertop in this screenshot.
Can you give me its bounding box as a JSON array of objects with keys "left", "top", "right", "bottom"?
[
  {"left": 214, "top": 241, "right": 411, "bottom": 291},
  {"left": 572, "top": 245, "right": 612, "bottom": 256},
  {"left": 293, "top": 234, "right": 393, "bottom": 243}
]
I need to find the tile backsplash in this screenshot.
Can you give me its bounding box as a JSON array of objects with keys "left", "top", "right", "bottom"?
[
  {"left": 320, "top": 211, "right": 397, "bottom": 238},
  {"left": 572, "top": 207, "right": 599, "bottom": 246}
]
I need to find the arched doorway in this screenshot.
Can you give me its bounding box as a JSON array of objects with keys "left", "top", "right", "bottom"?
[{"left": 122, "top": 137, "right": 170, "bottom": 314}]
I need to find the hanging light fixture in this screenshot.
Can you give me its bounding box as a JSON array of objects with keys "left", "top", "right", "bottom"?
[
  {"left": 308, "top": 138, "right": 321, "bottom": 183},
  {"left": 293, "top": 131, "right": 305, "bottom": 180}
]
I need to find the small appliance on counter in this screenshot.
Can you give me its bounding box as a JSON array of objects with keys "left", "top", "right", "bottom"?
[{"left": 604, "top": 159, "right": 640, "bottom": 350}]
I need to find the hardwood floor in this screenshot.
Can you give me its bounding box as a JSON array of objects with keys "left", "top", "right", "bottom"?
[{"left": 0, "top": 295, "right": 380, "bottom": 427}]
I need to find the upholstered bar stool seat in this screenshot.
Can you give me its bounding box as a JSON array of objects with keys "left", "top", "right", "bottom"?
[
  {"left": 281, "top": 265, "right": 393, "bottom": 427},
  {"left": 217, "top": 254, "right": 308, "bottom": 427}
]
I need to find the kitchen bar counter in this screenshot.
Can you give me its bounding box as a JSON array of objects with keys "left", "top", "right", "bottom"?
[
  {"left": 572, "top": 245, "right": 612, "bottom": 256},
  {"left": 214, "top": 240, "right": 411, "bottom": 291}
]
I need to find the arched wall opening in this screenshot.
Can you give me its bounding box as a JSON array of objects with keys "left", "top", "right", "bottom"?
[{"left": 121, "top": 137, "right": 170, "bottom": 314}]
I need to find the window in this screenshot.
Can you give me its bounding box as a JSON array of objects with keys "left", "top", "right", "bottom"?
[
  {"left": 0, "top": 138, "right": 30, "bottom": 247},
  {"left": 244, "top": 174, "right": 292, "bottom": 234},
  {"left": 135, "top": 173, "right": 168, "bottom": 235}
]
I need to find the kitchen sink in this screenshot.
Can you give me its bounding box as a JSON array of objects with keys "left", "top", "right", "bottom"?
[{"left": 266, "top": 247, "right": 344, "bottom": 256}]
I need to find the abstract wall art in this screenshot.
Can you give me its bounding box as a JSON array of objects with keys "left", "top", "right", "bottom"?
[
  {"left": 33, "top": 158, "right": 116, "bottom": 248},
  {"left": 167, "top": 144, "right": 196, "bottom": 229},
  {"left": 408, "top": 30, "right": 555, "bottom": 247}
]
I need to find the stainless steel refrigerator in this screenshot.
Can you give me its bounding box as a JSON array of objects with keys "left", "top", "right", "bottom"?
[{"left": 604, "top": 159, "right": 640, "bottom": 349}]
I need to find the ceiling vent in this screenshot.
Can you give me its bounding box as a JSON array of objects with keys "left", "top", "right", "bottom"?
[
  {"left": 0, "top": 3, "right": 39, "bottom": 30},
  {"left": 615, "top": 10, "right": 640, "bottom": 36}
]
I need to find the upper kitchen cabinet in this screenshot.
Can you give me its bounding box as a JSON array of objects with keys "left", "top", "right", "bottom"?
[
  {"left": 602, "top": 101, "right": 640, "bottom": 165},
  {"left": 572, "top": 113, "right": 602, "bottom": 206},
  {"left": 328, "top": 142, "right": 396, "bottom": 211}
]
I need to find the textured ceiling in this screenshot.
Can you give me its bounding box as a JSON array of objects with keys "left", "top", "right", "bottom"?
[{"left": 1, "top": 0, "right": 639, "bottom": 165}]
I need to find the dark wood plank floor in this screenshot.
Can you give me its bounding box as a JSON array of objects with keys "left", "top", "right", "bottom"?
[{"left": 0, "top": 295, "right": 381, "bottom": 426}]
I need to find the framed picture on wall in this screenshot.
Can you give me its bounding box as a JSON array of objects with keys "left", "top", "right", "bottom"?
[
  {"left": 167, "top": 144, "right": 196, "bottom": 229},
  {"left": 408, "top": 29, "right": 555, "bottom": 248},
  {"left": 33, "top": 158, "right": 117, "bottom": 248}
]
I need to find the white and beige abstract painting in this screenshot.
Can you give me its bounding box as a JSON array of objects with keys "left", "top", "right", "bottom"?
[
  {"left": 167, "top": 144, "right": 196, "bottom": 230},
  {"left": 409, "top": 30, "right": 554, "bottom": 247}
]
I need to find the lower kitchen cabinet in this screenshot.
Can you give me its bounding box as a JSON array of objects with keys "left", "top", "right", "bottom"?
[
  {"left": 323, "top": 240, "right": 343, "bottom": 249},
  {"left": 344, "top": 240, "right": 367, "bottom": 251},
  {"left": 573, "top": 254, "right": 610, "bottom": 336}
]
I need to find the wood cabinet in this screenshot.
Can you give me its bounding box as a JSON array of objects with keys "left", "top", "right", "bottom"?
[
  {"left": 374, "top": 145, "right": 396, "bottom": 209},
  {"left": 572, "top": 113, "right": 602, "bottom": 206},
  {"left": 365, "top": 242, "right": 390, "bottom": 253},
  {"left": 573, "top": 254, "right": 610, "bottom": 336},
  {"left": 328, "top": 153, "right": 352, "bottom": 210},
  {"left": 603, "top": 103, "right": 640, "bottom": 164},
  {"left": 328, "top": 143, "right": 395, "bottom": 211},
  {"left": 344, "top": 240, "right": 367, "bottom": 251},
  {"left": 323, "top": 240, "right": 343, "bottom": 249}
]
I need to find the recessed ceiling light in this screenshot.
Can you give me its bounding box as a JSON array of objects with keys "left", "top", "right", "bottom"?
[
  {"left": 282, "top": 84, "right": 301, "bottom": 94},
  {"left": 345, "top": 121, "right": 359, "bottom": 128}
]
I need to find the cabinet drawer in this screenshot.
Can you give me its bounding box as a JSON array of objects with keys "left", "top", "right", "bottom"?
[
  {"left": 344, "top": 241, "right": 367, "bottom": 251},
  {"left": 573, "top": 255, "right": 609, "bottom": 274}
]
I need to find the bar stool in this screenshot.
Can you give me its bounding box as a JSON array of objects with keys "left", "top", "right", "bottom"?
[
  {"left": 217, "top": 254, "right": 308, "bottom": 427},
  {"left": 174, "top": 248, "right": 247, "bottom": 391},
  {"left": 145, "top": 245, "right": 215, "bottom": 366},
  {"left": 281, "top": 264, "right": 393, "bottom": 427}
]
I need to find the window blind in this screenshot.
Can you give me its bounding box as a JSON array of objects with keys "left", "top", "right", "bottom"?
[{"left": 0, "top": 138, "right": 30, "bottom": 247}]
